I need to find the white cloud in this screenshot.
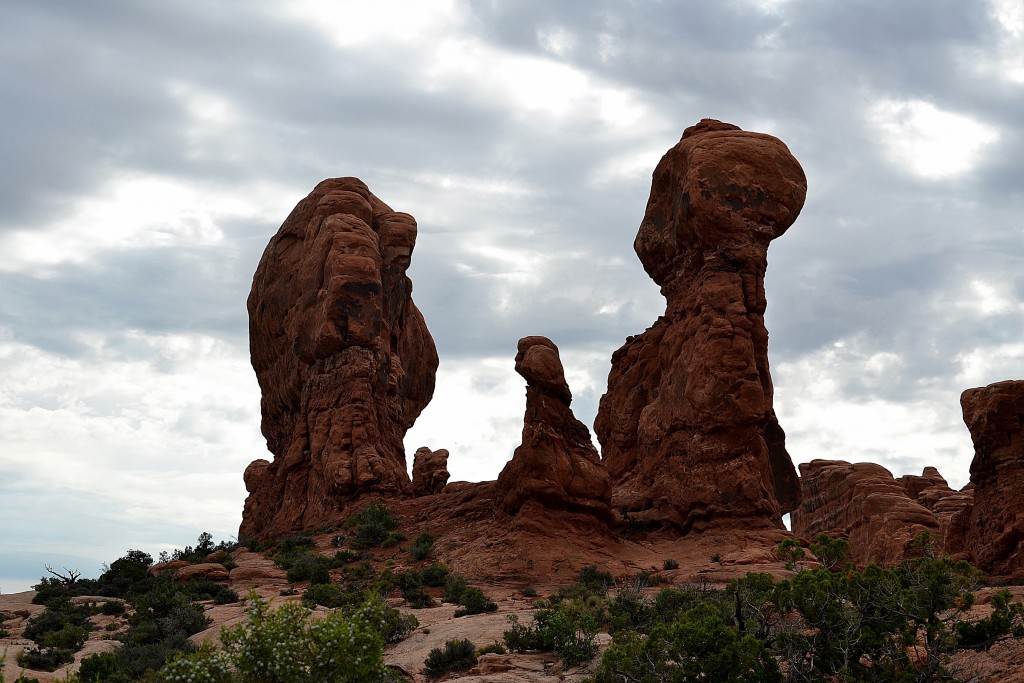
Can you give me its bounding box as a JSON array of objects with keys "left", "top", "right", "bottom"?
[
  {"left": 867, "top": 99, "right": 1000, "bottom": 179},
  {"left": 0, "top": 174, "right": 296, "bottom": 276}
]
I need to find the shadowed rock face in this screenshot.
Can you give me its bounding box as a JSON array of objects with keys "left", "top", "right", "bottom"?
[
  {"left": 792, "top": 460, "right": 941, "bottom": 566},
  {"left": 948, "top": 380, "right": 1024, "bottom": 577},
  {"left": 495, "top": 336, "right": 612, "bottom": 519},
  {"left": 594, "top": 119, "right": 805, "bottom": 532},
  {"left": 240, "top": 178, "right": 437, "bottom": 540}
]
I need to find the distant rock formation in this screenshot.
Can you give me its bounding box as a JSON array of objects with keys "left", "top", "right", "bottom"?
[
  {"left": 791, "top": 460, "right": 941, "bottom": 566},
  {"left": 495, "top": 336, "right": 612, "bottom": 519},
  {"left": 594, "top": 119, "right": 805, "bottom": 532},
  {"left": 240, "top": 178, "right": 438, "bottom": 540},
  {"left": 411, "top": 447, "right": 450, "bottom": 496},
  {"left": 948, "top": 380, "right": 1024, "bottom": 577}
]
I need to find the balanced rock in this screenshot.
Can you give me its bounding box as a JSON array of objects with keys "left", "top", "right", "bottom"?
[
  {"left": 240, "top": 178, "right": 438, "bottom": 539},
  {"left": 411, "top": 447, "right": 450, "bottom": 496},
  {"left": 791, "top": 460, "right": 940, "bottom": 566},
  {"left": 495, "top": 336, "right": 612, "bottom": 519},
  {"left": 594, "top": 119, "right": 805, "bottom": 532},
  {"left": 949, "top": 380, "right": 1024, "bottom": 576}
]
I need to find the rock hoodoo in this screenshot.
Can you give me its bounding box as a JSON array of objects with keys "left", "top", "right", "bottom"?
[
  {"left": 240, "top": 178, "right": 438, "bottom": 540},
  {"left": 948, "top": 380, "right": 1024, "bottom": 577},
  {"left": 495, "top": 336, "right": 612, "bottom": 519},
  {"left": 791, "top": 460, "right": 941, "bottom": 566},
  {"left": 594, "top": 119, "right": 805, "bottom": 532},
  {"left": 411, "top": 446, "right": 450, "bottom": 496}
]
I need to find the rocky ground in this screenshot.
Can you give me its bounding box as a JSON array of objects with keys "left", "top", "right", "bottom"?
[{"left": 4, "top": 535, "right": 1024, "bottom": 682}]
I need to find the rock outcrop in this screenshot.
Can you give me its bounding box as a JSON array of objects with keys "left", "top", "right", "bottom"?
[
  {"left": 495, "top": 336, "right": 612, "bottom": 519},
  {"left": 594, "top": 119, "right": 805, "bottom": 532},
  {"left": 240, "top": 178, "right": 438, "bottom": 540},
  {"left": 791, "top": 460, "right": 941, "bottom": 566},
  {"left": 411, "top": 447, "right": 450, "bottom": 496},
  {"left": 948, "top": 380, "right": 1024, "bottom": 576}
]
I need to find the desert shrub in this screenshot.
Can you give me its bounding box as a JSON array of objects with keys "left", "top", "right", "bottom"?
[
  {"left": 97, "top": 549, "right": 154, "bottom": 597},
  {"left": 422, "top": 563, "right": 449, "bottom": 587},
  {"left": 663, "top": 558, "right": 679, "bottom": 570},
  {"left": 520, "top": 585, "right": 538, "bottom": 598},
  {"left": 213, "top": 587, "right": 240, "bottom": 605},
  {"left": 477, "top": 642, "right": 507, "bottom": 656},
  {"left": 454, "top": 586, "right": 497, "bottom": 617},
  {"left": 101, "top": 599, "right": 126, "bottom": 615},
  {"left": 809, "top": 532, "right": 851, "bottom": 572},
  {"left": 503, "top": 607, "right": 599, "bottom": 667},
  {"left": 381, "top": 531, "right": 406, "bottom": 548},
  {"left": 424, "top": 638, "right": 477, "bottom": 679},
  {"left": 776, "top": 538, "right": 806, "bottom": 570},
  {"left": 286, "top": 553, "right": 332, "bottom": 584},
  {"left": 403, "top": 586, "right": 435, "bottom": 609},
  {"left": 333, "top": 549, "right": 361, "bottom": 564},
  {"left": 184, "top": 578, "right": 224, "bottom": 601},
  {"left": 78, "top": 651, "right": 122, "bottom": 682},
  {"left": 442, "top": 574, "right": 468, "bottom": 604},
  {"left": 577, "top": 564, "right": 614, "bottom": 591},
  {"left": 155, "top": 595, "right": 391, "bottom": 683},
  {"left": 394, "top": 569, "right": 422, "bottom": 590},
  {"left": 608, "top": 585, "right": 652, "bottom": 635},
  {"left": 17, "top": 645, "right": 74, "bottom": 671},
  {"left": 409, "top": 533, "right": 435, "bottom": 561},
  {"left": 345, "top": 502, "right": 399, "bottom": 549},
  {"left": 342, "top": 560, "right": 376, "bottom": 584},
  {"left": 593, "top": 601, "right": 782, "bottom": 683},
  {"left": 330, "top": 533, "right": 348, "bottom": 548}
]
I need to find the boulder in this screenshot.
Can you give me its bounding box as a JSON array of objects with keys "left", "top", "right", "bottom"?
[
  {"left": 791, "top": 459, "right": 940, "bottom": 566},
  {"left": 148, "top": 560, "right": 190, "bottom": 576},
  {"left": 240, "top": 178, "right": 438, "bottom": 539},
  {"left": 948, "top": 380, "right": 1024, "bottom": 576},
  {"left": 173, "top": 563, "right": 230, "bottom": 583},
  {"left": 495, "top": 336, "right": 612, "bottom": 519},
  {"left": 411, "top": 446, "right": 450, "bottom": 496},
  {"left": 594, "top": 119, "right": 805, "bottom": 532}
]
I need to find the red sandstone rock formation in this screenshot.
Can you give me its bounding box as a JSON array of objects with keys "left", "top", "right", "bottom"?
[
  {"left": 240, "top": 178, "right": 437, "bottom": 540},
  {"left": 495, "top": 336, "right": 612, "bottom": 519},
  {"left": 792, "top": 460, "right": 941, "bottom": 566},
  {"left": 949, "top": 380, "right": 1024, "bottom": 577},
  {"left": 898, "top": 466, "right": 974, "bottom": 542},
  {"left": 411, "top": 446, "right": 450, "bottom": 496},
  {"left": 594, "top": 119, "right": 805, "bottom": 532}
]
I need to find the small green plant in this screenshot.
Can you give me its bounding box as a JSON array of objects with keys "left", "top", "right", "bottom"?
[
  {"left": 663, "top": 558, "right": 679, "bottom": 570},
  {"left": 477, "top": 641, "right": 507, "bottom": 656},
  {"left": 424, "top": 638, "right": 477, "bottom": 679},
  {"left": 409, "top": 533, "right": 435, "bottom": 561},
  {"left": 454, "top": 587, "right": 497, "bottom": 617},
  {"left": 710, "top": 553, "right": 722, "bottom": 563},
  {"left": 345, "top": 502, "right": 399, "bottom": 549},
  {"left": 381, "top": 531, "right": 406, "bottom": 548},
  {"left": 213, "top": 587, "right": 240, "bottom": 604},
  {"left": 776, "top": 538, "right": 805, "bottom": 571},
  {"left": 422, "top": 563, "right": 449, "bottom": 587},
  {"left": 443, "top": 574, "right": 468, "bottom": 604},
  {"left": 520, "top": 585, "right": 538, "bottom": 598}
]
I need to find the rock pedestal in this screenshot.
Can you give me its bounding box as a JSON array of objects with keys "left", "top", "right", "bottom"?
[
  {"left": 495, "top": 336, "right": 612, "bottom": 519},
  {"left": 240, "top": 178, "right": 437, "bottom": 540},
  {"left": 594, "top": 119, "right": 806, "bottom": 532}
]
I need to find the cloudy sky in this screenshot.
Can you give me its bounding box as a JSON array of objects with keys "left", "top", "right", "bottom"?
[{"left": 2, "top": 0, "right": 1022, "bottom": 592}]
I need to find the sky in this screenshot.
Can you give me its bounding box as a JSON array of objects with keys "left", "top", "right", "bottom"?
[{"left": 2, "top": 0, "right": 1022, "bottom": 593}]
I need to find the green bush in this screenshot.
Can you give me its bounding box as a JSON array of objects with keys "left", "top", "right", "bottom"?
[
  {"left": 422, "top": 563, "right": 449, "bottom": 587},
  {"left": 443, "top": 574, "right": 468, "bottom": 604},
  {"left": 503, "top": 605, "right": 600, "bottom": 667},
  {"left": 594, "top": 602, "right": 781, "bottom": 683},
  {"left": 663, "top": 558, "right": 679, "bottom": 570},
  {"left": 345, "top": 502, "right": 399, "bottom": 549},
  {"left": 477, "top": 642, "right": 507, "bottom": 656},
  {"left": 155, "top": 595, "right": 392, "bottom": 683},
  {"left": 101, "top": 599, "right": 126, "bottom": 615},
  {"left": 409, "top": 533, "right": 435, "bottom": 561},
  {"left": 17, "top": 645, "right": 75, "bottom": 672},
  {"left": 577, "top": 564, "right": 614, "bottom": 591},
  {"left": 402, "top": 586, "right": 435, "bottom": 609},
  {"left": 454, "top": 586, "right": 497, "bottom": 617},
  {"left": 424, "top": 638, "right": 477, "bottom": 679},
  {"left": 78, "top": 651, "right": 122, "bottom": 682},
  {"left": 213, "top": 587, "right": 240, "bottom": 605}
]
